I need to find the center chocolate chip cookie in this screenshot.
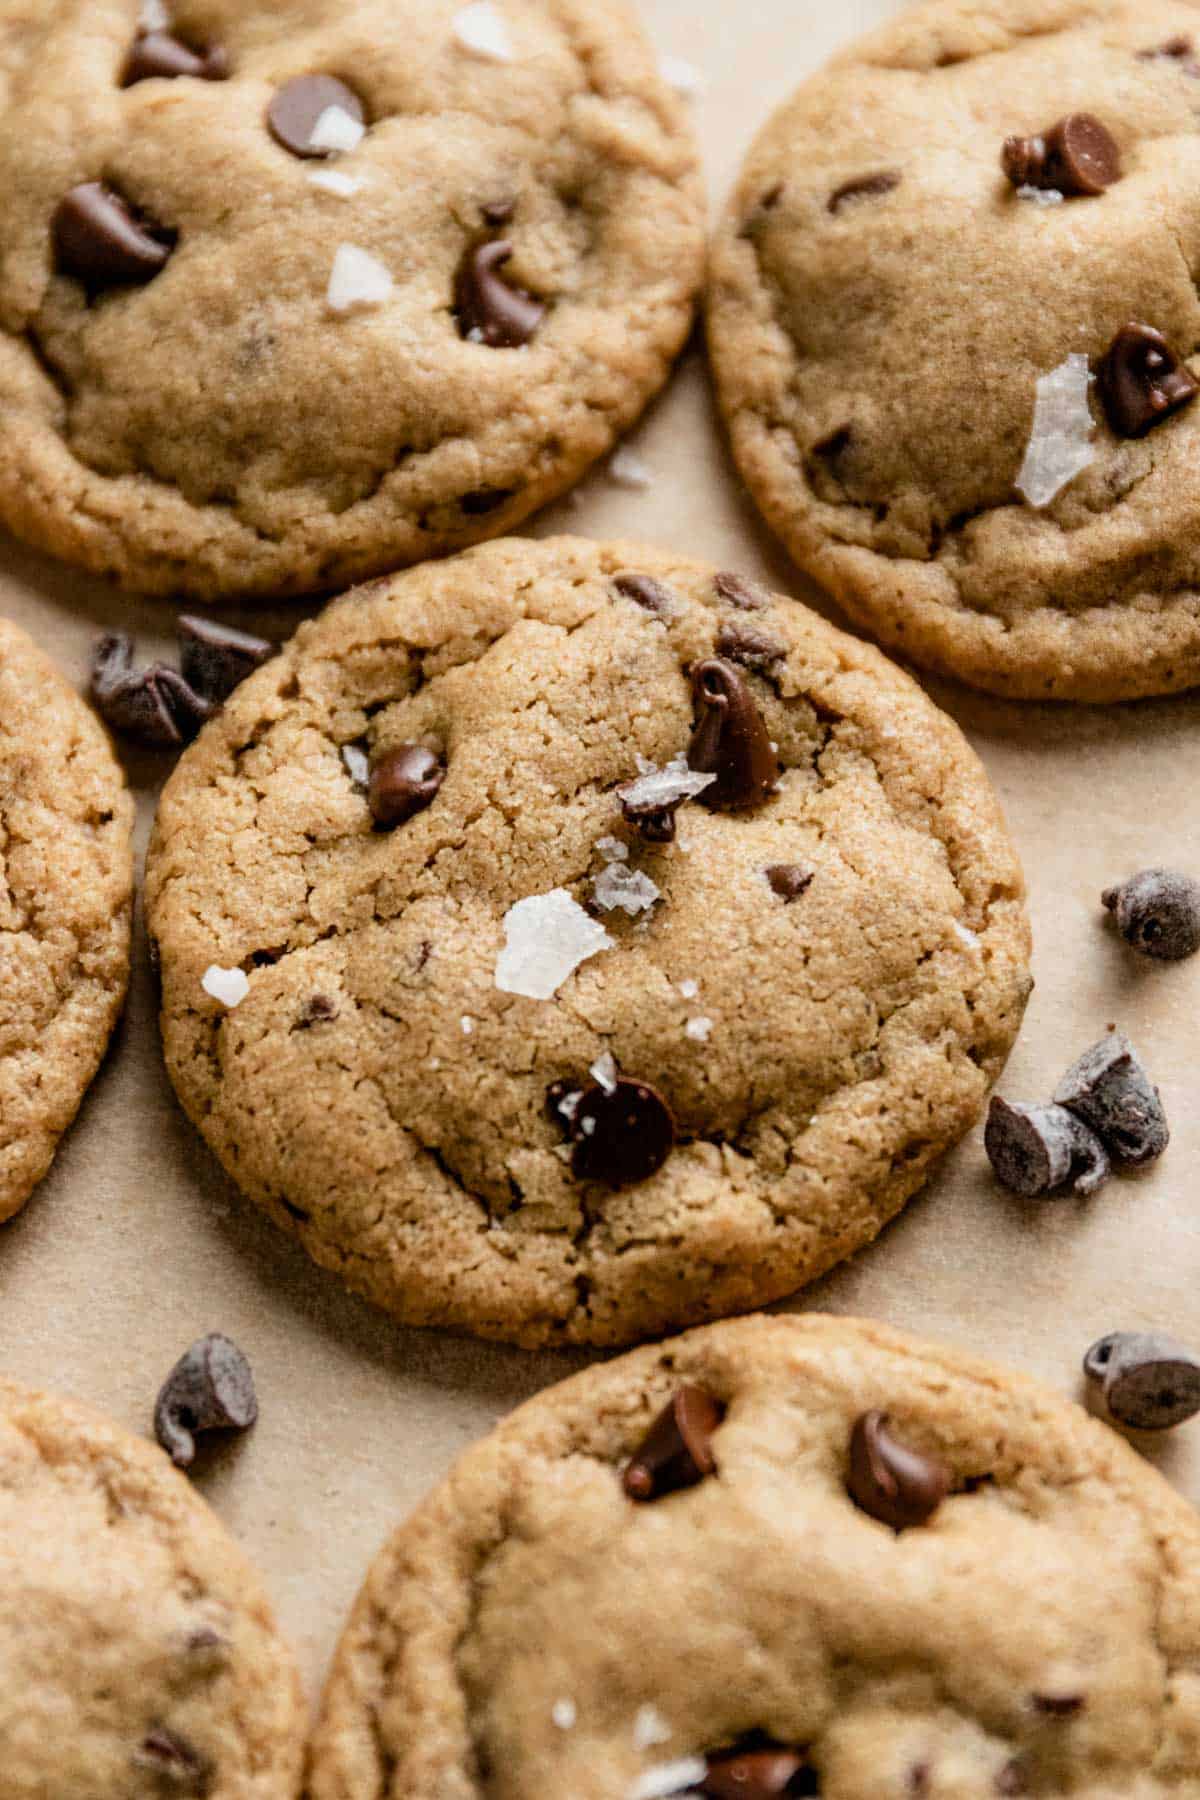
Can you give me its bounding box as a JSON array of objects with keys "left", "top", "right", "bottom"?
[
  {"left": 0, "top": 0, "right": 703, "bottom": 599},
  {"left": 307, "top": 1314, "right": 1200, "bottom": 1798},
  {"left": 709, "top": 0, "right": 1200, "bottom": 702},
  {"left": 145, "top": 537, "right": 1031, "bottom": 1348}
]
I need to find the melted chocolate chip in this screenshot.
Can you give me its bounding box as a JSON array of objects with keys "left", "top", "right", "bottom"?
[
  {"left": 571, "top": 1078, "right": 675, "bottom": 1188},
  {"left": 122, "top": 29, "right": 229, "bottom": 86},
  {"left": 1084, "top": 1330, "right": 1200, "bottom": 1431},
  {"left": 623, "top": 1384, "right": 722, "bottom": 1501},
  {"left": 689, "top": 659, "right": 780, "bottom": 812},
  {"left": 847, "top": 1411, "right": 950, "bottom": 1530},
  {"left": 765, "top": 864, "right": 814, "bottom": 903},
  {"left": 268, "top": 74, "right": 365, "bottom": 159},
  {"left": 133, "top": 1728, "right": 213, "bottom": 1793},
  {"left": 701, "top": 1749, "right": 814, "bottom": 1799},
  {"left": 1096, "top": 323, "right": 1199, "bottom": 438},
  {"left": 368, "top": 745, "right": 445, "bottom": 828},
  {"left": 1053, "top": 1031, "right": 1169, "bottom": 1167},
  {"left": 177, "top": 616, "right": 274, "bottom": 705},
  {"left": 54, "top": 182, "right": 174, "bottom": 289},
  {"left": 455, "top": 240, "right": 545, "bottom": 346},
  {"left": 1002, "top": 113, "right": 1120, "bottom": 196},
  {"left": 985, "top": 1098, "right": 1110, "bottom": 1199},
  {"left": 459, "top": 487, "right": 515, "bottom": 515},
  {"left": 715, "top": 622, "right": 786, "bottom": 673},
  {"left": 613, "top": 572, "right": 678, "bottom": 617},
  {"left": 713, "top": 570, "right": 771, "bottom": 611},
  {"left": 91, "top": 634, "right": 211, "bottom": 749},
  {"left": 1103, "top": 867, "right": 1200, "bottom": 961},
  {"left": 828, "top": 169, "right": 902, "bottom": 214},
  {"left": 154, "top": 1334, "right": 258, "bottom": 1469}
]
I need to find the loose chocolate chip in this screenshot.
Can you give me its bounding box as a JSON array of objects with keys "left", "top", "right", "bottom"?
[
  {"left": 1031, "top": 1693, "right": 1085, "bottom": 1718},
  {"left": 713, "top": 570, "right": 770, "bottom": 611},
  {"left": 571, "top": 1077, "right": 676, "bottom": 1188},
  {"left": 133, "top": 1727, "right": 214, "bottom": 1794},
  {"left": 368, "top": 744, "right": 445, "bottom": 828},
  {"left": 1083, "top": 1330, "right": 1200, "bottom": 1431},
  {"left": 623, "top": 1383, "right": 723, "bottom": 1501},
  {"left": 455, "top": 239, "right": 546, "bottom": 347},
  {"left": 268, "top": 74, "right": 365, "bottom": 158},
  {"left": 765, "top": 864, "right": 815, "bottom": 903},
  {"left": 701, "top": 1748, "right": 813, "bottom": 1798},
  {"left": 1001, "top": 113, "right": 1120, "bottom": 196},
  {"left": 847, "top": 1411, "right": 950, "bottom": 1530},
  {"left": 91, "top": 634, "right": 211, "bottom": 749},
  {"left": 689, "top": 659, "right": 780, "bottom": 812},
  {"left": 154, "top": 1334, "right": 258, "bottom": 1469},
  {"left": 1103, "top": 868, "right": 1200, "bottom": 961},
  {"left": 828, "top": 169, "right": 902, "bottom": 214},
  {"left": 481, "top": 196, "right": 517, "bottom": 226},
  {"left": 1053, "top": 1031, "right": 1169, "bottom": 1167},
  {"left": 122, "top": 30, "right": 229, "bottom": 86},
  {"left": 715, "top": 622, "right": 786, "bottom": 673},
  {"left": 613, "top": 572, "right": 678, "bottom": 617},
  {"left": 1096, "top": 322, "right": 1199, "bottom": 438},
  {"left": 459, "top": 487, "right": 515, "bottom": 515},
  {"left": 985, "top": 1097, "right": 1110, "bottom": 1199},
  {"left": 54, "top": 182, "right": 173, "bottom": 289},
  {"left": 177, "top": 616, "right": 274, "bottom": 705}
]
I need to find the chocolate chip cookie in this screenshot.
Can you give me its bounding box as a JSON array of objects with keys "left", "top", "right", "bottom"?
[
  {"left": 145, "top": 537, "right": 1030, "bottom": 1347},
  {"left": 307, "top": 1312, "right": 1200, "bottom": 1798},
  {"left": 0, "top": 1374, "right": 305, "bottom": 1798},
  {"left": 0, "top": 0, "right": 703, "bottom": 599},
  {"left": 0, "top": 619, "right": 133, "bottom": 1221},
  {"left": 709, "top": 0, "right": 1200, "bottom": 702}
]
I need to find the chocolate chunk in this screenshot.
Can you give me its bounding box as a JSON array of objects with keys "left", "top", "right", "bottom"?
[
  {"left": 1096, "top": 323, "right": 1199, "bottom": 438},
  {"left": 177, "top": 616, "right": 274, "bottom": 705},
  {"left": 984, "top": 1098, "right": 1111, "bottom": 1199},
  {"left": 828, "top": 169, "right": 902, "bottom": 214},
  {"left": 765, "top": 864, "right": 814, "bottom": 903},
  {"left": 268, "top": 74, "right": 365, "bottom": 159},
  {"left": 54, "top": 182, "right": 173, "bottom": 289},
  {"left": 713, "top": 570, "right": 770, "bottom": 611},
  {"left": 122, "top": 30, "right": 229, "bottom": 86},
  {"left": 154, "top": 1334, "right": 258, "bottom": 1469},
  {"left": 459, "top": 487, "right": 515, "bottom": 515},
  {"left": 1001, "top": 113, "right": 1120, "bottom": 196},
  {"left": 133, "top": 1727, "right": 213, "bottom": 1793},
  {"left": 91, "top": 633, "right": 211, "bottom": 749},
  {"left": 455, "top": 240, "right": 546, "bottom": 347},
  {"left": 1084, "top": 1330, "right": 1200, "bottom": 1431},
  {"left": 689, "top": 659, "right": 780, "bottom": 812},
  {"left": 368, "top": 744, "right": 445, "bottom": 828},
  {"left": 623, "top": 1384, "right": 722, "bottom": 1501},
  {"left": 701, "top": 1749, "right": 813, "bottom": 1798},
  {"left": 1054, "top": 1032, "right": 1169, "bottom": 1166},
  {"left": 571, "top": 1077, "right": 675, "bottom": 1188},
  {"left": 847, "top": 1411, "right": 950, "bottom": 1530},
  {"left": 1103, "top": 868, "right": 1200, "bottom": 961},
  {"left": 613, "top": 572, "right": 678, "bottom": 617}
]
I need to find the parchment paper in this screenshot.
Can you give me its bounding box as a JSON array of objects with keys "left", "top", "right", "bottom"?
[{"left": 3, "top": 0, "right": 1199, "bottom": 1701}]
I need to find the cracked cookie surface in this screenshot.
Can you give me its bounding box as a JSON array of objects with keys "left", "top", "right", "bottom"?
[
  {"left": 0, "top": 0, "right": 703, "bottom": 599},
  {"left": 0, "top": 1375, "right": 305, "bottom": 1798},
  {"left": 306, "top": 1312, "right": 1200, "bottom": 1799},
  {"left": 145, "top": 536, "right": 1030, "bottom": 1348},
  {"left": 0, "top": 618, "right": 133, "bottom": 1221},
  {"left": 709, "top": 0, "right": 1200, "bottom": 702}
]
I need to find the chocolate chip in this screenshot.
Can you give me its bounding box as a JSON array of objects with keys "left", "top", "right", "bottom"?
[
  {"left": 1053, "top": 1031, "right": 1169, "bottom": 1167},
  {"left": 623, "top": 1383, "right": 723, "bottom": 1501},
  {"left": 122, "top": 30, "right": 229, "bottom": 86},
  {"left": 154, "top": 1334, "right": 258, "bottom": 1469},
  {"left": 570, "top": 1077, "right": 676, "bottom": 1188},
  {"left": 1096, "top": 323, "right": 1199, "bottom": 438},
  {"left": 847, "top": 1411, "right": 950, "bottom": 1530},
  {"left": 455, "top": 240, "right": 546, "bottom": 347},
  {"left": 765, "top": 864, "right": 814, "bottom": 903},
  {"left": 700, "top": 1748, "right": 813, "bottom": 1798},
  {"left": 618, "top": 793, "right": 683, "bottom": 844},
  {"left": 1001, "top": 113, "right": 1120, "bottom": 196},
  {"left": 828, "top": 169, "right": 902, "bottom": 214},
  {"left": 1083, "top": 1331, "right": 1200, "bottom": 1431},
  {"left": 984, "top": 1098, "right": 1110, "bottom": 1199},
  {"left": 1031, "top": 1693, "right": 1085, "bottom": 1718},
  {"left": 481, "top": 196, "right": 516, "bottom": 226},
  {"left": 177, "top": 616, "right": 274, "bottom": 705},
  {"left": 298, "top": 994, "right": 339, "bottom": 1026},
  {"left": 613, "top": 572, "right": 678, "bottom": 617},
  {"left": 91, "top": 634, "right": 212, "bottom": 749},
  {"left": 54, "top": 182, "right": 174, "bottom": 289},
  {"left": 715, "top": 623, "right": 786, "bottom": 673},
  {"left": 268, "top": 74, "right": 365, "bottom": 159},
  {"left": 133, "top": 1727, "right": 213, "bottom": 1794},
  {"left": 368, "top": 744, "right": 445, "bottom": 828},
  {"left": 689, "top": 659, "right": 780, "bottom": 812},
  {"left": 459, "top": 487, "right": 515, "bottom": 515},
  {"left": 1103, "top": 868, "right": 1200, "bottom": 961},
  {"left": 713, "top": 570, "right": 770, "bottom": 611}
]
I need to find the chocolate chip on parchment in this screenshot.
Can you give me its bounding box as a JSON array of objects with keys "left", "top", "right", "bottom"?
[
  {"left": 133, "top": 1727, "right": 214, "bottom": 1793},
  {"left": 828, "top": 169, "right": 902, "bottom": 214},
  {"left": 623, "top": 1383, "right": 723, "bottom": 1501},
  {"left": 1096, "top": 323, "right": 1199, "bottom": 438},
  {"left": 91, "top": 634, "right": 211, "bottom": 749},
  {"left": 122, "top": 29, "right": 229, "bottom": 86},
  {"left": 455, "top": 240, "right": 546, "bottom": 346},
  {"left": 1103, "top": 868, "right": 1200, "bottom": 961},
  {"left": 1083, "top": 1331, "right": 1200, "bottom": 1431},
  {"left": 715, "top": 622, "right": 786, "bottom": 673},
  {"left": 268, "top": 74, "right": 365, "bottom": 158},
  {"left": 177, "top": 616, "right": 274, "bottom": 705},
  {"left": 848, "top": 1411, "right": 950, "bottom": 1530},
  {"left": 54, "top": 182, "right": 174, "bottom": 288},
  {"left": 1053, "top": 1031, "right": 1169, "bottom": 1167},
  {"left": 612, "top": 572, "right": 678, "bottom": 618},
  {"left": 700, "top": 1748, "right": 814, "bottom": 1798},
  {"left": 985, "top": 1098, "right": 1110, "bottom": 1198},
  {"left": 571, "top": 1078, "right": 676, "bottom": 1188},
  {"left": 1001, "top": 113, "right": 1120, "bottom": 196},
  {"left": 713, "top": 570, "right": 771, "bottom": 612},
  {"left": 689, "top": 659, "right": 780, "bottom": 812},
  {"left": 154, "top": 1333, "right": 258, "bottom": 1469},
  {"left": 368, "top": 744, "right": 445, "bottom": 828}
]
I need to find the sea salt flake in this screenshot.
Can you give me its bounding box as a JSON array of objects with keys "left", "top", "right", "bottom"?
[
  {"left": 327, "top": 244, "right": 394, "bottom": 314},
  {"left": 628, "top": 1757, "right": 708, "bottom": 1800},
  {"left": 590, "top": 1051, "right": 619, "bottom": 1093},
  {"left": 593, "top": 863, "right": 661, "bottom": 917},
  {"left": 202, "top": 965, "right": 250, "bottom": 1009},
  {"left": 308, "top": 105, "right": 366, "bottom": 154},
  {"left": 678, "top": 979, "right": 700, "bottom": 1000},
  {"left": 954, "top": 921, "right": 980, "bottom": 949},
  {"left": 555, "top": 1088, "right": 583, "bottom": 1124},
  {"left": 634, "top": 1705, "right": 673, "bottom": 1751},
  {"left": 596, "top": 835, "right": 629, "bottom": 864},
  {"left": 1017, "top": 184, "right": 1064, "bottom": 207},
  {"left": 309, "top": 168, "right": 364, "bottom": 199},
  {"left": 685, "top": 1016, "right": 712, "bottom": 1043},
  {"left": 618, "top": 755, "right": 715, "bottom": 812},
  {"left": 1016, "top": 352, "right": 1096, "bottom": 508},
  {"left": 659, "top": 54, "right": 708, "bottom": 98},
  {"left": 494, "top": 890, "right": 613, "bottom": 1000},
  {"left": 461, "top": 1015, "right": 475, "bottom": 1035},
  {"left": 552, "top": 1698, "right": 577, "bottom": 1731},
  {"left": 608, "top": 447, "right": 654, "bottom": 491},
  {"left": 580, "top": 1114, "right": 597, "bottom": 1136},
  {"left": 341, "top": 744, "right": 370, "bottom": 786},
  {"left": 453, "top": 2, "right": 513, "bottom": 61}
]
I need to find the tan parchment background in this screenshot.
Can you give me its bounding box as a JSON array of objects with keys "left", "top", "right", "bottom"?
[{"left": 3, "top": 0, "right": 1199, "bottom": 1702}]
